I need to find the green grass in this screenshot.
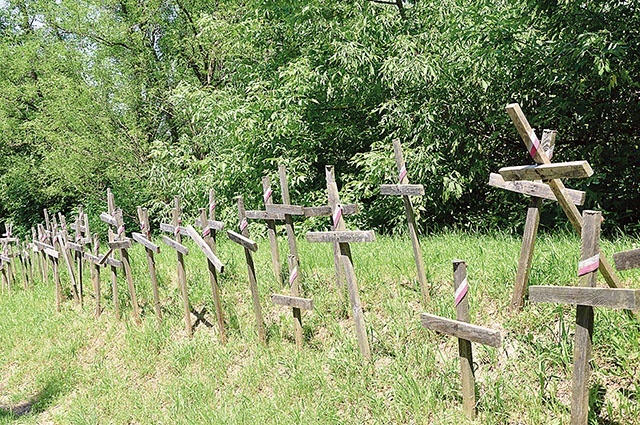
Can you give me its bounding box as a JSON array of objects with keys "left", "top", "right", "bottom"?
[{"left": 0, "top": 230, "right": 639, "bottom": 424}]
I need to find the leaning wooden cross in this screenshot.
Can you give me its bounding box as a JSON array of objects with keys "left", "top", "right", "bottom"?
[
  {"left": 380, "top": 138, "right": 429, "bottom": 304},
  {"left": 231, "top": 196, "right": 267, "bottom": 344},
  {"left": 505, "top": 103, "right": 622, "bottom": 293},
  {"left": 306, "top": 165, "right": 375, "bottom": 361},
  {"left": 132, "top": 206, "right": 162, "bottom": 322},
  {"left": 193, "top": 189, "right": 227, "bottom": 343},
  {"left": 421, "top": 260, "right": 502, "bottom": 420},
  {"left": 489, "top": 130, "right": 590, "bottom": 311},
  {"left": 56, "top": 214, "right": 82, "bottom": 305},
  {"left": 529, "top": 210, "right": 640, "bottom": 425},
  {"left": 100, "top": 189, "right": 142, "bottom": 324}
]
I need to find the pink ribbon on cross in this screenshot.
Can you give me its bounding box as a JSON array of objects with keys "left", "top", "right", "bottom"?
[
  {"left": 528, "top": 129, "right": 540, "bottom": 159},
  {"left": 398, "top": 166, "right": 408, "bottom": 183},
  {"left": 239, "top": 218, "right": 248, "bottom": 232},
  {"left": 203, "top": 227, "right": 211, "bottom": 237},
  {"left": 209, "top": 201, "right": 216, "bottom": 215},
  {"left": 263, "top": 187, "right": 273, "bottom": 204},
  {"left": 117, "top": 224, "right": 125, "bottom": 239},
  {"left": 289, "top": 266, "right": 299, "bottom": 285},
  {"left": 332, "top": 205, "right": 343, "bottom": 230},
  {"left": 174, "top": 219, "right": 181, "bottom": 237},
  {"left": 578, "top": 254, "right": 600, "bottom": 276},
  {"left": 454, "top": 277, "right": 469, "bottom": 307}
]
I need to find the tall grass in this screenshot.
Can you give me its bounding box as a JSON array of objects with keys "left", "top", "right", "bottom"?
[{"left": 0, "top": 230, "right": 638, "bottom": 424}]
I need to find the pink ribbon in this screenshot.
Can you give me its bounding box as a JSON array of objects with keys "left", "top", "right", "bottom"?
[
  {"left": 578, "top": 254, "right": 600, "bottom": 276},
  {"left": 528, "top": 129, "right": 540, "bottom": 159},
  {"left": 209, "top": 202, "right": 216, "bottom": 215},
  {"left": 117, "top": 224, "right": 125, "bottom": 239},
  {"left": 263, "top": 187, "right": 273, "bottom": 203},
  {"left": 174, "top": 219, "right": 181, "bottom": 237},
  {"left": 332, "top": 205, "right": 343, "bottom": 230},
  {"left": 239, "top": 218, "right": 248, "bottom": 232},
  {"left": 203, "top": 227, "right": 211, "bottom": 237},
  {"left": 398, "top": 166, "right": 407, "bottom": 183},
  {"left": 289, "top": 266, "right": 299, "bottom": 285},
  {"left": 454, "top": 277, "right": 469, "bottom": 307}
]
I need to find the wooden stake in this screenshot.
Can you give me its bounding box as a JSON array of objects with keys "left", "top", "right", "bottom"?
[
  {"left": 326, "top": 166, "right": 345, "bottom": 290},
  {"left": 107, "top": 189, "right": 120, "bottom": 319},
  {"left": 453, "top": 260, "right": 476, "bottom": 419},
  {"left": 279, "top": 165, "right": 300, "bottom": 263},
  {"left": 510, "top": 197, "right": 542, "bottom": 311},
  {"left": 90, "top": 234, "right": 101, "bottom": 318},
  {"left": 289, "top": 255, "right": 304, "bottom": 349},
  {"left": 137, "top": 206, "right": 162, "bottom": 323},
  {"left": 173, "top": 196, "right": 192, "bottom": 336},
  {"left": 262, "top": 176, "right": 283, "bottom": 285},
  {"left": 114, "top": 209, "right": 142, "bottom": 325}
]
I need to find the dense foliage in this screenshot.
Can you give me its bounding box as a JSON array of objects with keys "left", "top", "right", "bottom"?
[{"left": 1, "top": 0, "right": 638, "bottom": 236}]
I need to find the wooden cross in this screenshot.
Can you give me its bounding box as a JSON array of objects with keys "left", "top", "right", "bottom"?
[
  {"left": 490, "top": 129, "right": 591, "bottom": 310},
  {"left": 56, "top": 213, "right": 82, "bottom": 305},
  {"left": 244, "top": 165, "right": 359, "bottom": 290},
  {"left": 193, "top": 189, "right": 227, "bottom": 343},
  {"left": 82, "top": 233, "right": 110, "bottom": 318},
  {"left": 380, "top": 138, "right": 429, "bottom": 304},
  {"left": 132, "top": 206, "right": 162, "bottom": 323},
  {"left": 34, "top": 223, "right": 63, "bottom": 311},
  {"left": 0, "top": 222, "right": 17, "bottom": 291},
  {"left": 271, "top": 254, "right": 313, "bottom": 349},
  {"left": 528, "top": 210, "right": 640, "bottom": 424},
  {"left": 230, "top": 196, "right": 266, "bottom": 344},
  {"left": 160, "top": 195, "right": 193, "bottom": 336},
  {"left": 31, "top": 227, "right": 45, "bottom": 283},
  {"left": 505, "top": 103, "right": 622, "bottom": 292},
  {"left": 68, "top": 206, "right": 92, "bottom": 306},
  {"left": 100, "top": 189, "right": 142, "bottom": 324},
  {"left": 421, "top": 260, "right": 502, "bottom": 420},
  {"left": 305, "top": 165, "right": 375, "bottom": 361}
]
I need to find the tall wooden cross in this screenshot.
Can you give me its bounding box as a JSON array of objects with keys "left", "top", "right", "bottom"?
[
  {"left": 0, "top": 222, "right": 18, "bottom": 291},
  {"left": 55, "top": 213, "right": 82, "bottom": 305},
  {"left": 505, "top": 103, "right": 622, "bottom": 293},
  {"left": 421, "top": 260, "right": 502, "bottom": 420},
  {"left": 34, "top": 223, "right": 63, "bottom": 311},
  {"left": 529, "top": 210, "right": 640, "bottom": 424},
  {"left": 305, "top": 165, "right": 375, "bottom": 361},
  {"left": 99, "top": 189, "right": 142, "bottom": 324},
  {"left": 82, "top": 233, "right": 113, "bottom": 318},
  {"left": 230, "top": 196, "right": 266, "bottom": 344},
  {"left": 194, "top": 189, "right": 227, "bottom": 343},
  {"left": 380, "top": 138, "right": 429, "bottom": 304},
  {"left": 132, "top": 206, "right": 162, "bottom": 322},
  {"left": 68, "top": 207, "right": 92, "bottom": 306}
]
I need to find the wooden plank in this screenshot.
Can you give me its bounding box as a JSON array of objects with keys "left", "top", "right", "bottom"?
[
  {"left": 33, "top": 240, "right": 55, "bottom": 251},
  {"left": 271, "top": 294, "right": 314, "bottom": 311},
  {"left": 84, "top": 252, "right": 106, "bottom": 266},
  {"left": 488, "top": 173, "right": 586, "bottom": 205},
  {"left": 185, "top": 225, "right": 224, "bottom": 273},
  {"left": 200, "top": 198, "right": 225, "bottom": 343},
  {"left": 161, "top": 235, "right": 189, "bottom": 255},
  {"left": 69, "top": 223, "right": 86, "bottom": 233},
  {"left": 107, "top": 239, "right": 132, "bottom": 250},
  {"left": 303, "top": 203, "right": 359, "bottom": 218},
  {"left": 89, "top": 234, "right": 101, "bottom": 318},
  {"left": 265, "top": 203, "right": 305, "bottom": 216},
  {"left": 99, "top": 212, "right": 117, "bottom": 226},
  {"left": 193, "top": 218, "right": 225, "bottom": 231},
  {"left": 506, "top": 103, "right": 621, "bottom": 290},
  {"left": 114, "top": 209, "right": 141, "bottom": 326},
  {"left": 305, "top": 230, "right": 376, "bottom": 244},
  {"left": 159, "top": 222, "right": 188, "bottom": 236},
  {"left": 106, "top": 189, "right": 120, "bottom": 320},
  {"left": 43, "top": 247, "right": 59, "bottom": 259},
  {"left": 454, "top": 260, "right": 475, "bottom": 420},
  {"left": 420, "top": 314, "right": 502, "bottom": 348},
  {"left": 499, "top": 161, "right": 594, "bottom": 181},
  {"left": 97, "top": 248, "right": 114, "bottom": 265},
  {"left": 613, "top": 248, "right": 640, "bottom": 271},
  {"left": 510, "top": 197, "right": 541, "bottom": 311},
  {"left": 131, "top": 232, "right": 160, "bottom": 253},
  {"left": 226, "top": 230, "right": 258, "bottom": 252},
  {"left": 262, "top": 176, "right": 283, "bottom": 286},
  {"left": 67, "top": 242, "right": 83, "bottom": 252},
  {"left": 173, "top": 196, "right": 192, "bottom": 336},
  {"left": 244, "top": 210, "right": 285, "bottom": 221},
  {"left": 0, "top": 237, "right": 18, "bottom": 243},
  {"left": 529, "top": 286, "right": 640, "bottom": 310},
  {"left": 380, "top": 184, "right": 425, "bottom": 196},
  {"left": 287, "top": 254, "right": 304, "bottom": 349}
]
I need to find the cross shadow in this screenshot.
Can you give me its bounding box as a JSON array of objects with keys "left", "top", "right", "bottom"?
[
  {"left": 0, "top": 378, "right": 67, "bottom": 419},
  {"left": 192, "top": 306, "right": 214, "bottom": 329}
]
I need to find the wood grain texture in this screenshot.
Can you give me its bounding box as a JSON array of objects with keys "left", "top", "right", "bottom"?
[
  {"left": 193, "top": 218, "right": 225, "bottom": 231},
  {"left": 529, "top": 286, "right": 640, "bottom": 310},
  {"left": 488, "top": 173, "right": 586, "bottom": 205},
  {"left": 244, "top": 210, "right": 286, "bottom": 221},
  {"left": 159, "top": 222, "right": 188, "bottom": 236},
  {"left": 173, "top": 196, "right": 192, "bottom": 337},
  {"left": 131, "top": 232, "right": 160, "bottom": 253},
  {"left": 271, "top": 294, "right": 314, "bottom": 311},
  {"left": 279, "top": 165, "right": 301, "bottom": 263},
  {"left": 265, "top": 203, "right": 305, "bottom": 216},
  {"left": 185, "top": 225, "right": 224, "bottom": 273},
  {"left": 107, "top": 239, "right": 132, "bottom": 250},
  {"left": 420, "top": 314, "right": 502, "bottom": 348},
  {"left": 305, "top": 230, "right": 376, "bottom": 244},
  {"left": 454, "top": 260, "right": 474, "bottom": 420},
  {"left": 262, "top": 176, "right": 283, "bottom": 286},
  {"left": 200, "top": 200, "right": 225, "bottom": 343},
  {"left": 302, "top": 203, "right": 359, "bottom": 218},
  {"left": 227, "top": 230, "right": 258, "bottom": 252},
  {"left": 161, "top": 235, "right": 189, "bottom": 255},
  {"left": 510, "top": 197, "right": 541, "bottom": 311},
  {"left": 613, "top": 248, "right": 640, "bottom": 271},
  {"left": 99, "top": 212, "right": 117, "bottom": 226},
  {"left": 499, "top": 161, "right": 593, "bottom": 181},
  {"left": 380, "top": 184, "right": 425, "bottom": 196}
]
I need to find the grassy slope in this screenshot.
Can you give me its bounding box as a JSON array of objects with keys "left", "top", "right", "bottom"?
[{"left": 0, "top": 230, "right": 638, "bottom": 424}]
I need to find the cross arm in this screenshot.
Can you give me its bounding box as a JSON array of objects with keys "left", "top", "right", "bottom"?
[
  {"left": 529, "top": 286, "right": 640, "bottom": 310},
  {"left": 305, "top": 230, "right": 376, "bottom": 244},
  {"left": 161, "top": 235, "right": 189, "bottom": 255},
  {"left": 613, "top": 248, "right": 640, "bottom": 271},
  {"left": 421, "top": 313, "right": 502, "bottom": 348},
  {"left": 184, "top": 225, "right": 224, "bottom": 273},
  {"left": 488, "top": 173, "right": 586, "bottom": 205},
  {"left": 227, "top": 230, "right": 258, "bottom": 252},
  {"left": 131, "top": 232, "right": 160, "bottom": 253}
]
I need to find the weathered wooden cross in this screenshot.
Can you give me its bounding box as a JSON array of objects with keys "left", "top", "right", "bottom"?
[
  {"left": 501, "top": 103, "right": 623, "bottom": 310},
  {"left": 193, "top": 189, "right": 227, "bottom": 343},
  {"left": 421, "top": 260, "right": 502, "bottom": 420},
  {"left": 380, "top": 138, "right": 429, "bottom": 304},
  {"left": 529, "top": 210, "right": 640, "bottom": 424},
  {"left": 82, "top": 232, "right": 116, "bottom": 318},
  {"left": 132, "top": 206, "right": 162, "bottom": 322},
  {"left": 306, "top": 165, "right": 375, "bottom": 361},
  {"left": 230, "top": 196, "right": 266, "bottom": 344},
  {"left": 99, "top": 189, "right": 142, "bottom": 324},
  {"left": 34, "top": 223, "right": 63, "bottom": 311},
  {"left": 56, "top": 213, "right": 82, "bottom": 305},
  {"left": 0, "top": 223, "right": 19, "bottom": 291},
  {"left": 67, "top": 207, "right": 92, "bottom": 306}
]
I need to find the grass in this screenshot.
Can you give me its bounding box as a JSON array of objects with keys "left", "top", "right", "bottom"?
[{"left": 0, "top": 229, "right": 639, "bottom": 424}]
